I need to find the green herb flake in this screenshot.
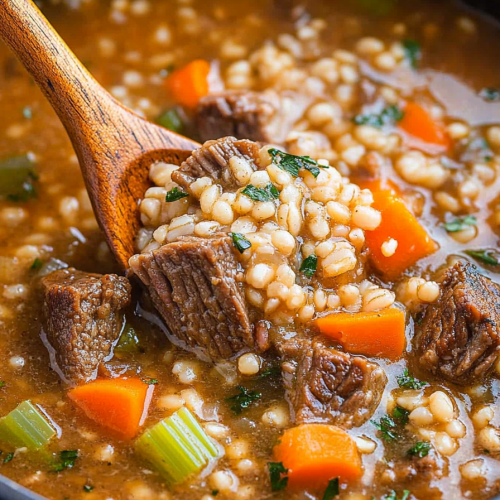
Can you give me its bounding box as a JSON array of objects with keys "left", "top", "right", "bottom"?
[
  {"left": 22, "top": 106, "right": 33, "bottom": 120},
  {"left": 479, "top": 88, "right": 500, "bottom": 102},
  {"left": 407, "top": 441, "right": 431, "bottom": 458},
  {"left": 165, "top": 187, "right": 189, "bottom": 203},
  {"left": 397, "top": 369, "right": 427, "bottom": 390},
  {"left": 52, "top": 450, "right": 78, "bottom": 472},
  {"left": 300, "top": 254, "right": 318, "bottom": 278},
  {"left": 393, "top": 406, "right": 410, "bottom": 425},
  {"left": 211, "top": 490, "right": 219, "bottom": 496},
  {"left": 384, "top": 491, "right": 411, "bottom": 500},
  {"left": 0, "top": 154, "right": 39, "bottom": 202},
  {"left": 83, "top": 485, "right": 94, "bottom": 493},
  {"left": 226, "top": 386, "right": 261, "bottom": 415},
  {"left": 241, "top": 183, "right": 279, "bottom": 202},
  {"left": 2, "top": 452, "right": 13, "bottom": 464},
  {"left": 142, "top": 378, "right": 158, "bottom": 385},
  {"left": 156, "top": 108, "right": 184, "bottom": 133},
  {"left": 30, "top": 258, "right": 43, "bottom": 270},
  {"left": 443, "top": 215, "right": 477, "bottom": 233},
  {"left": 322, "top": 477, "right": 340, "bottom": 500},
  {"left": 403, "top": 39, "right": 421, "bottom": 69},
  {"left": 0, "top": 382, "right": 5, "bottom": 388},
  {"left": 231, "top": 233, "right": 252, "bottom": 254},
  {"left": 268, "top": 148, "right": 324, "bottom": 178},
  {"left": 371, "top": 415, "right": 398, "bottom": 442},
  {"left": 258, "top": 366, "right": 281, "bottom": 379},
  {"left": 353, "top": 105, "right": 404, "bottom": 129},
  {"left": 465, "top": 249, "right": 500, "bottom": 267},
  {"left": 267, "top": 461, "right": 288, "bottom": 492}
]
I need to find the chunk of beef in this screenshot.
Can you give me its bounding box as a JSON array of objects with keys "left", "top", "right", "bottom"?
[
  {"left": 130, "top": 235, "right": 254, "bottom": 360},
  {"left": 196, "top": 91, "right": 279, "bottom": 143},
  {"left": 195, "top": 90, "right": 312, "bottom": 145},
  {"left": 416, "top": 261, "right": 500, "bottom": 385},
  {"left": 172, "top": 136, "right": 261, "bottom": 191},
  {"left": 279, "top": 338, "right": 387, "bottom": 428},
  {"left": 42, "top": 268, "right": 131, "bottom": 385}
]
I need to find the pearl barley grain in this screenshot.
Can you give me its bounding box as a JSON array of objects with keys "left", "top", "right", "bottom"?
[{"left": 238, "top": 353, "right": 261, "bottom": 375}]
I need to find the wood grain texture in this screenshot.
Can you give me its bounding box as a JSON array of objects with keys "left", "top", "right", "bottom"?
[{"left": 0, "top": 0, "right": 200, "bottom": 269}]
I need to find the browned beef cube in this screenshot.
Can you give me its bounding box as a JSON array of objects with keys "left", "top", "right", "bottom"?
[
  {"left": 279, "top": 339, "right": 387, "bottom": 428},
  {"left": 195, "top": 91, "right": 279, "bottom": 143},
  {"left": 42, "top": 268, "right": 131, "bottom": 385},
  {"left": 172, "top": 136, "right": 261, "bottom": 191},
  {"left": 130, "top": 235, "right": 254, "bottom": 360},
  {"left": 416, "top": 261, "right": 500, "bottom": 385}
]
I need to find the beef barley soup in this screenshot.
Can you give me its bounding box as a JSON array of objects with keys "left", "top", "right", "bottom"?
[{"left": 1, "top": 1, "right": 500, "bottom": 499}]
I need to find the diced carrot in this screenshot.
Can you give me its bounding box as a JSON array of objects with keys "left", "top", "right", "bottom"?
[
  {"left": 166, "top": 60, "right": 211, "bottom": 109},
  {"left": 273, "top": 424, "right": 362, "bottom": 490},
  {"left": 398, "top": 102, "right": 450, "bottom": 150},
  {"left": 68, "top": 378, "right": 154, "bottom": 440},
  {"left": 316, "top": 308, "right": 406, "bottom": 360},
  {"left": 364, "top": 181, "right": 438, "bottom": 279}
]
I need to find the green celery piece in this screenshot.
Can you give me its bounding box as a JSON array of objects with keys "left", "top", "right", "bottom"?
[
  {"left": 0, "top": 154, "right": 38, "bottom": 201},
  {"left": 135, "top": 408, "right": 219, "bottom": 485},
  {"left": 115, "top": 322, "right": 140, "bottom": 353},
  {"left": 0, "top": 401, "right": 56, "bottom": 451}
]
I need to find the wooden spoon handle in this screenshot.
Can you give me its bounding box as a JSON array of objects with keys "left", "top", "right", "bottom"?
[{"left": 0, "top": 0, "right": 111, "bottom": 136}]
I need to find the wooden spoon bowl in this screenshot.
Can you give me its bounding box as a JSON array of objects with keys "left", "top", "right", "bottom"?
[{"left": 0, "top": 0, "right": 200, "bottom": 269}]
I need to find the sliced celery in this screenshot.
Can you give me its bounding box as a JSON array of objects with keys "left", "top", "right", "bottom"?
[
  {"left": 135, "top": 407, "right": 219, "bottom": 485},
  {"left": 0, "top": 401, "right": 56, "bottom": 451}
]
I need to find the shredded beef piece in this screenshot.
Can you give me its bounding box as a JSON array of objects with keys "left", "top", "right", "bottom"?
[
  {"left": 171, "top": 136, "right": 261, "bottom": 191},
  {"left": 130, "top": 235, "right": 254, "bottom": 360},
  {"left": 196, "top": 91, "right": 279, "bottom": 143},
  {"left": 279, "top": 338, "right": 387, "bottom": 428},
  {"left": 42, "top": 268, "right": 131, "bottom": 385},
  {"left": 416, "top": 261, "right": 500, "bottom": 385}
]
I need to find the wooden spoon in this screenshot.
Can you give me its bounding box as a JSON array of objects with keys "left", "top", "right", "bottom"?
[{"left": 0, "top": 0, "right": 201, "bottom": 269}]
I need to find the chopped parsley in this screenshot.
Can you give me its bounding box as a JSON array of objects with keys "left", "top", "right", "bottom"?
[
  {"left": 0, "top": 381, "right": 5, "bottom": 388},
  {"left": 230, "top": 232, "right": 252, "bottom": 254},
  {"left": 322, "top": 477, "right": 340, "bottom": 500},
  {"left": 403, "top": 39, "right": 421, "bottom": 69},
  {"left": 393, "top": 406, "right": 410, "bottom": 426},
  {"left": 83, "top": 485, "right": 94, "bottom": 493},
  {"left": 226, "top": 386, "right": 261, "bottom": 415},
  {"left": 211, "top": 489, "right": 219, "bottom": 496},
  {"left": 142, "top": 378, "right": 158, "bottom": 385},
  {"left": 371, "top": 415, "right": 398, "bottom": 442},
  {"left": 0, "top": 154, "right": 39, "bottom": 202},
  {"left": 300, "top": 254, "right": 318, "bottom": 278},
  {"left": 268, "top": 148, "right": 326, "bottom": 178},
  {"left": 465, "top": 249, "right": 500, "bottom": 267},
  {"left": 397, "top": 369, "right": 427, "bottom": 390},
  {"left": 384, "top": 491, "right": 410, "bottom": 500},
  {"left": 479, "top": 87, "right": 500, "bottom": 102},
  {"left": 165, "top": 187, "right": 189, "bottom": 202},
  {"left": 156, "top": 108, "right": 183, "bottom": 133},
  {"left": 241, "top": 183, "right": 279, "bottom": 202},
  {"left": 443, "top": 215, "right": 477, "bottom": 233},
  {"left": 258, "top": 365, "right": 281, "bottom": 378},
  {"left": 267, "top": 461, "right": 288, "bottom": 492},
  {"left": 3, "top": 452, "right": 13, "bottom": 463},
  {"left": 52, "top": 450, "right": 78, "bottom": 472},
  {"left": 407, "top": 441, "right": 431, "bottom": 458},
  {"left": 353, "top": 105, "right": 404, "bottom": 129},
  {"left": 30, "top": 258, "right": 43, "bottom": 270}
]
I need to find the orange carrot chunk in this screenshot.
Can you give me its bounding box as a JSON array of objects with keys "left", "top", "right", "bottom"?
[
  {"left": 68, "top": 378, "right": 154, "bottom": 440},
  {"left": 316, "top": 308, "right": 406, "bottom": 360},
  {"left": 398, "top": 102, "right": 450, "bottom": 149},
  {"left": 166, "top": 59, "right": 211, "bottom": 109},
  {"left": 273, "top": 424, "right": 362, "bottom": 490},
  {"left": 364, "top": 181, "right": 438, "bottom": 279}
]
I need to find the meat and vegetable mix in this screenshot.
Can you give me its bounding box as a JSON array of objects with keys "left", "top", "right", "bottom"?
[{"left": 2, "top": 0, "right": 500, "bottom": 499}]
